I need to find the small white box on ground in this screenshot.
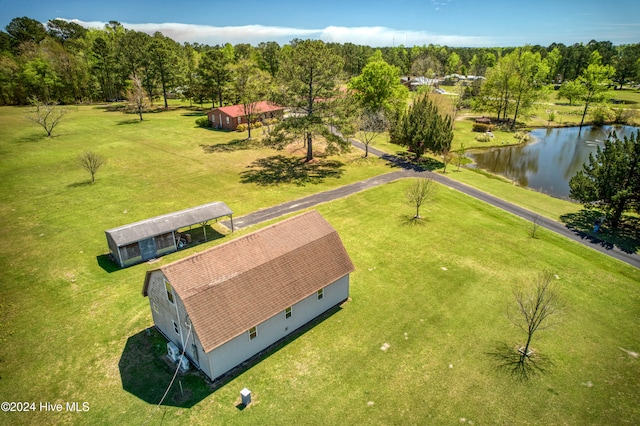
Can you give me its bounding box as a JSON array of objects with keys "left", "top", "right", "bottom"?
[{"left": 240, "top": 388, "right": 251, "bottom": 405}]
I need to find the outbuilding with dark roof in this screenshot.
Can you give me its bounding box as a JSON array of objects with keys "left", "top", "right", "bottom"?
[
  {"left": 105, "top": 201, "right": 233, "bottom": 268},
  {"left": 142, "top": 210, "right": 354, "bottom": 381}
]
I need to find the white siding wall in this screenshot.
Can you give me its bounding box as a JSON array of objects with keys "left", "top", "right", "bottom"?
[
  {"left": 148, "top": 271, "right": 179, "bottom": 343},
  {"left": 205, "top": 275, "right": 349, "bottom": 380},
  {"left": 147, "top": 271, "right": 211, "bottom": 379}
]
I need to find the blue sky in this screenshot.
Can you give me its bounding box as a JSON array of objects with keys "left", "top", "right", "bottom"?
[{"left": 1, "top": 0, "right": 638, "bottom": 47}]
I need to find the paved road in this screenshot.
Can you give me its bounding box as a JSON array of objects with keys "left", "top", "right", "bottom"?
[{"left": 223, "top": 140, "right": 639, "bottom": 269}]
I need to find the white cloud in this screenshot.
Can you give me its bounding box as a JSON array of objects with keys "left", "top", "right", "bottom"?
[
  {"left": 320, "top": 25, "right": 492, "bottom": 47},
  {"left": 64, "top": 19, "right": 493, "bottom": 47}
]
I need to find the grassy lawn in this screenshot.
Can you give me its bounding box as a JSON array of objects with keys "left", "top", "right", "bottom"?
[{"left": 1, "top": 102, "right": 639, "bottom": 424}]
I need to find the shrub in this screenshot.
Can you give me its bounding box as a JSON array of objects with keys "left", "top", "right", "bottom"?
[
  {"left": 196, "top": 117, "right": 211, "bottom": 128},
  {"left": 264, "top": 118, "right": 279, "bottom": 126},
  {"left": 472, "top": 123, "right": 491, "bottom": 133},
  {"left": 613, "top": 107, "right": 638, "bottom": 125},
  {"left": 591, "top": 104, "right": 615, "bottom": 126},
  {"left": 236, "top": 123, "right": 248, "bottom": 132},
  {"left": 514, "top": 132, "right": 530, "bottom": 142},
  {"left": 252, "top": 121, "right": 263, "bottom": 128},
  {"left": 475, "top": 133, "right": 491, "bottom": 142}
]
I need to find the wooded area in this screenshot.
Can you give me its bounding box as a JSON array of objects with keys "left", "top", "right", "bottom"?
[{"left": 1, "top": 16, "right": 639, "bottom": 107}]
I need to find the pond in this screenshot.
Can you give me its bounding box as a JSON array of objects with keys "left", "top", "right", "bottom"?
[{"left": 467, "top": 125, "right": 639, "bottom": 199}]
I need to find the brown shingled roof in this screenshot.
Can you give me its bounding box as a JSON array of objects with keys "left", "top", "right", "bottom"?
[{"left": 145, "top": 210, "right": 354, "bottom": 353}]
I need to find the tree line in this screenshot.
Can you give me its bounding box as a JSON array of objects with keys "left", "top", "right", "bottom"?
[{"left": 1, "top": 16, "right": 639, "bottom": 106}]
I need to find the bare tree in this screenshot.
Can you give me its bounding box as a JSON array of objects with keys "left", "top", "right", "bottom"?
[
  {"left": 26, "top": 98, "right": 70, "bottom": 137},
  {"left": 405, "top": 177, "right": 438, "bottom": 220},
  {"left": 455, "top": 143, "right": 466, "bottom": 172},
  {"left": 490, "top": 272, "right": 563, "bottom": 380},
  {"left": 126, "top": 75, "right": 148, "bottom": 121},
  {"left": 78, "top": 151, "right": 106, "bottom": 183},
  {"left": 529, "top": 214, "right": 541, "bottom": 238},
  {"left": 357, "top": 109, "right": 388, "bottom": 158}
]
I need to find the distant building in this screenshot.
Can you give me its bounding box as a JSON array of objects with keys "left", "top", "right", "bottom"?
[
  {"left": 207, "top": 101, "right": 284, "bottom": 131},
  {"left": 142, "top": 210, "right": 354, "bottom": 381},
  {"left": 401, "top": 76, "right": 442, "bottom": 91}
]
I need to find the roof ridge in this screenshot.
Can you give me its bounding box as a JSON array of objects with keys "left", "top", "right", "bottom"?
[{"left": 158, "top": 210, "right": 323, "bottom": 273}]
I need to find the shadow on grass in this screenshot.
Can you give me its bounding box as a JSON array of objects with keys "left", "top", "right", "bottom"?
[
  {"left": 181, "top": 109, "right": 208, "bottom": 117},
  {"left": 120, "top": 303, "right": 344, "bottom": 406},
  {"left": 560, "top": 209, "right": 640, "bottom": 254},
  {"left": 94, "top": 103, "right": 126, "bottom": 112},
  {"left": 96, "top": 254, "right": 120, "bottom": 273},
  {"left": 200, "top": 138, "right": 259, "bottom": 153},
  {"left": 67, "top": 180, "right": 93, "bottom": 188},
  {"left": 116, "top": 119, "right": 142, "bottom": 125},
  {"left": 487, "top": 342, "right": 552, "bottom": 382},
  {"left": 399, "top": 214, "right": 430, "bottom": 226},
  {"left": 118, "top": 328, "right": 210, "bottom": 408},
  {"left": 15, "top": 133, "right": 51, "bottom": 143},
  {"left": 385, "top": 151, "right": 443, "bottom": 172},
  {"left": 96, "top": 225, "right": 228, "bottom": 273},
  {"left": 240, "top": 155, "right": 344, "bottom": 186}
]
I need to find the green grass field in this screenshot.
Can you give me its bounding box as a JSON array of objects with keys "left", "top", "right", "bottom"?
[{"left": 1, "top": 102, "right": 639, "bottom": 425}]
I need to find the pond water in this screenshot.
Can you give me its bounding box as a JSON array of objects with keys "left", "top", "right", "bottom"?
[{"left": 467, "top": 125, "right": 639, "bottom": 199}]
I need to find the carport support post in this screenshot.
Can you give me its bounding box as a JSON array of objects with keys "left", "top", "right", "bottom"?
[{"left": 201, "top": 221, "right": 208, "bottom": 241}]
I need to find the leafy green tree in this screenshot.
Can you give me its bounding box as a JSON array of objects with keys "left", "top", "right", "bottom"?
[
  {"left": 198, "top": 46, "right": 233, "bottom": 107},
  {"left": 5, "top": 17, "right": 46, "bottom": 50},
  {"left": 46, "top": 19, "right": 87, "bottom": 45},
  {"left": 150, "top": 32, "right": 180, "bottom": 109},
  {"left": 545, "top": 47, "right": 562, "bottom": 83},
  {"left": 474, "top": 52, "right": 517, "bottom": 121},
  {"left": 446, "top": 51, "right": 461, "bottom": 75},
  {"left": 474, "top": 48, "right": 549, "bottom": 126},
  {"left": 233, "top": 43, "right": 253, "bottom": 61},
  {"left": 577, "top": 52, "right": 616, "bottom": 129},
  {"left": 20, "top": 57, "right": 60, "bottom": 102},
  {"left": 90, "top": 34, "right": 119, "bottom": 101},
  {"left": 232, "top": 59, "right": 271, "bottom": 139},
  {"left": 569, "top": 131, "right": 640, "bottom": 229},
  {"left": 390, "top": 94, "right": 453, "bottom": 163},
  {"left": 613, "top": 43, "right": 640, "bottom": 90},
  {"left": 0, "top": 54, "right": 19, "bottom": 104},
  {"left": 256, "top": 41, "right": 280, "bottom": 77},
  {"left": 557, "top": 79, "right": 586, "bottom": 105},
  {"left": 119, "top": 29, "right": 151, "bottom": 81},
  {"left": 267, "top": 39, "right": 351, "bottom": 162},
  {"left": 510, "top": 49, "right": 549, "bottom": 128},
  {"left": 469, "top": 51, "right": 497, "bottom": 77},
  {"left": 348, "top": 50, "right": 408, "bottom": 116},
  {"left": 179, "top": 43, "right": 200, "bottom": 106}
]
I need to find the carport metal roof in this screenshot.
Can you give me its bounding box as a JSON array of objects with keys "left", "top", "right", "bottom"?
[{"left": 105, "top": 201, "right": 233, "bottom": 247}]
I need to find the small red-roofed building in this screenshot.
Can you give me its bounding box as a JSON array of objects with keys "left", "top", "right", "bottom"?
[
  {"left": 142, "top": 210, "right": 354, "bottom": 381},
  {"left": 206, "top": 101, "right": 284, "bottom": 131}
]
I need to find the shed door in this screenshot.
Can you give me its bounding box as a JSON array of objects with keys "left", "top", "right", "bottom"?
[{"left": 139, "top": 238, "right": 156, "bottom": 261}]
